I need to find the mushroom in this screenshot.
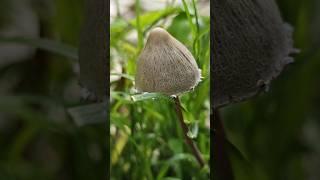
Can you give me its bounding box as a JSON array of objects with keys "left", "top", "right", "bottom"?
[
  {"left": 135, "top": 27, "right": 201, "bottom": 95},
  {"left": 212, "top": 1, "right": 299, "bottom": 179},
  {"left": 212, "top": 0, "right": 299, "bottom": 108},
  {"left": 135, "top": 27, "right": 206, "bottom": 167}
]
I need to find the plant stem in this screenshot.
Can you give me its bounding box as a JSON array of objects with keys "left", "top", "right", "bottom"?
[
  {"left": 192, "top": 0, "right": 200, "bottom": 60},
  {"left": 173, "top": 97, "right": 205, "bottom": 167},
  {"left": 135, "top": 0, "right": 143, "bottom": 50},
  {"left": 213, "top": 109, "right": 234, "bottom": 180}
]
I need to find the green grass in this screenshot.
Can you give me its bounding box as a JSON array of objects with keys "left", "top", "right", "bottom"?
[{"left": 110, "top": 0, "right": 210, "bottom": 179}]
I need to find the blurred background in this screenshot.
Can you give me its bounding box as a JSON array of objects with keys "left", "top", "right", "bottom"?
[
  {"left": 221, "top": 0, "right": 320, "bottom": 180},
  {"left": 0, "top": 0, "right": 107, "bottom": 179},
  {"left": 110, "top": 0, "right": 210, "bottom": 179}
]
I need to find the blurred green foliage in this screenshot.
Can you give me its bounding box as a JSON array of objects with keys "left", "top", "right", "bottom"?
[
  {"left": 0, "top": 0, "right": 107, "bottom": 180},
  {"left": 110, "top": 0, "right": 210, "bottom": 179},
  {"left": 222, "top": 0, "right": 320, "bottom": 179}
]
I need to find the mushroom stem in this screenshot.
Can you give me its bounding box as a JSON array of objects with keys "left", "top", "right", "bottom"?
[
  {"left": 213, "top": 109, "right": 234, "bottom": 180},
  {"left": 173, "top": 97, "right": 205, "bottom": 167}
]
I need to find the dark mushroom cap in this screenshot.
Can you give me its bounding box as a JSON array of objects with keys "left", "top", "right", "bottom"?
[{"left": 213, "top": 0, "right": 298, "bottom": 108}]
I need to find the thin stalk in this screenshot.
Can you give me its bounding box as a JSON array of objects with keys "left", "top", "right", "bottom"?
[
  {"left": 115, "top": 0, "right": 121, "bottom": 17},
  {"left": 192, "top": 0, "right": 200, "bottom": 34},
  {"left": 182, "top": 0, "right": 200, "bottom": 63},
  {"left": 173, "top": 97, "right": 205, "bottom": 167},
  {"left": 213, "top": 109, "right": 234, "bottom": 180},
  {"left": 135, "top": 0, "right": 143, "bottom": 50},
  {"left": 181, "top": 0, "right": 196, "bottom": 38},
  {"left": 192, "top": 0, "right": 200, "bottom": 60}
]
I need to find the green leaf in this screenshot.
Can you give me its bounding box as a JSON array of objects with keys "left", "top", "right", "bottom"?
[
  {"left": 110, "top": 18, "right": 131, "bottom": 47},
  {"left": 0, "top": 36, "right": 78, "bottom": 60},
  {"left": 130, "top": 8, "right": 181, "bottom": 31},
  {"left": 111, "top": 18, "right": 129, "bottom": 35},
  {"left": 181, "top": 0, "right": 196, "bottom": 38},
  {"left": 187, "top": 122, "right": 199, "bottom": 139},
  {"left": 168, "top": 139, "right": 183, "bottom": 154},
  {"left": 131, "top": 92, "right": 173, "bottom": 102},
  {"left": 163, "top": 178, "right": 181, "bottom": 180},
  {"left": 167, "top": 13, "right": 192, "bottom": 44},
  {"left": 111, "top": 91, "right": 132, "bottom": 104},
  {"left": 167, "top": 153, "right": 196, "bottom": 165}
]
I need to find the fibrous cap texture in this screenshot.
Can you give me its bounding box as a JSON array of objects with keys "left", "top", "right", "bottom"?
[
  {"left": 135, "top": 27, "right": 201, "bottom": 95},
  {"left": 213, "top": 0, "right": 298, "bottom": 108}
]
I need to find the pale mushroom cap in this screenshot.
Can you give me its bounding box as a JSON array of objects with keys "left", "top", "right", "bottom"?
[
  {"left": 135, "top": 27, "right": 201, "bottom": 95},
  {"left": 148, "top": 27, "right": 171, "bottom": 42}
]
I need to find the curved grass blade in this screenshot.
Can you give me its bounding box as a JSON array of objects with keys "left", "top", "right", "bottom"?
[
  {"left": 68, "top": 102, "right": 107, "bottom": 126},
  {"left": 0, "top": 36, "right": 78, "bottom": 60}
]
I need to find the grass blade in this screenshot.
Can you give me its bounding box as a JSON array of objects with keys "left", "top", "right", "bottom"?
[{"left": 0, "top": 36, "right": 78, "bottom": 60}]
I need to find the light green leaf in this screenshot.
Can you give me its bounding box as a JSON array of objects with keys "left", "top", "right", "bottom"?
[
  {"left": 187, "top": 122, "right": 199, "bottom": 139},
  {"left": 163, "top": 178, "right": 181, "bottom": 180},
  {"left": 167, "top": 153, "right": 196, "bottom": 164},
  {"left": 131, "top": 92, "right": 173, "bottom": 102},
  {"left": 130, "top": 8, "right": 181, "bottom": 31},
  {"left": 168, "top": 139, "right": 183, "bottom": 154}
]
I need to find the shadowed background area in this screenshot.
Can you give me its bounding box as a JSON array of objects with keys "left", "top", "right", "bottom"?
[
  {"left": 0, "top": 0, "right": 108, "bottom": 179},
  {"left": 0, "top": 0, "right": 320, "bottom": 179},
  {"left": 218, "top": 0, "right": 320, "bottom": 179}
]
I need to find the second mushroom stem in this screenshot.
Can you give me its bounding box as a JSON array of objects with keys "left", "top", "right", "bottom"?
[{"left": 173, "top": 97, "right": 205, "bottom": 167}]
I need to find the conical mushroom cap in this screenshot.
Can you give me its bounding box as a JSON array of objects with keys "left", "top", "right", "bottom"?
[
  {"left": 213, "top": 0, "right": 298, "bottom": 108},
  {"left": 135, "top": 27, "right": 201, "bottom": 95}
]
